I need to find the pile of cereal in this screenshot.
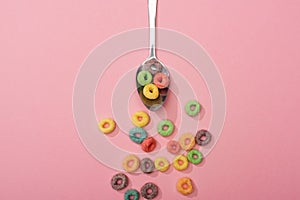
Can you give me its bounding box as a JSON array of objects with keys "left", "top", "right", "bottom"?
[
  {"left": 136, "top": 58, "right": 170, "bottom": 103},
  {"left": 99, "top": 99, "right": 212, "bottom": 198}
]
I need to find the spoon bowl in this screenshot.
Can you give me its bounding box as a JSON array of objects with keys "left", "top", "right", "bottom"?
[
  {"left": 136, "top": 57, "right": 170, "bottom": 111},
  {"left": 136, "top": 0, "right": 170, "bottom": 111}
]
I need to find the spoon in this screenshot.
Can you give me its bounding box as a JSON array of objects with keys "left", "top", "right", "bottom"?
[{"left": 136, "top": 0, "right": 170, "bottom": 111}]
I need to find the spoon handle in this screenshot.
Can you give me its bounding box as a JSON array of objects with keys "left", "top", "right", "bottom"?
[{"left": 148, "top": 0, "right": 157, "bottom": 58}]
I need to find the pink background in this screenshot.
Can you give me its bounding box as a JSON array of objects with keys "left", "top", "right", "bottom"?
[{"left": 1, "top": 0, "right": 300, "bottom": 199}]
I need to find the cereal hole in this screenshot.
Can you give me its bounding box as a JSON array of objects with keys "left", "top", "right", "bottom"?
[
  {"left": 129, "top": 195, "right": 134, "bottom": 200},
  {"left": 200, "top": 135, "right": 207, "bottom": 141},
  {"left": 162, "top": 125, "right": 169, "bottom": 131},
  {"left": 117, "top": 179, "right": 122, "bottom": 185},
  {"left": 103, "top": 122, "right": 109, "bottom": 128},
  {"left": 145, "top": 162, "right": 150, "bottom": 168},
  {"left": 178, "top": 160, "right": 183, "bottom": 165},
  {"left": 134, "top": 132, "right": 141, "bottom": 137},
  {"left": 137, "top": 116, "right": 143, "bottom": 121},
  {"left": 185, "top": 138, "right": 191, "bottom": 145},
  {"left": 190, "top": 104, "right": 196, "bottom": 111},
  {"left": 127, "top": 160, "right": 134, "bottom": 167},
  {"left": 182, "top": 183, "right": 188, "bottom": 189},
  {"left": 149, "top": 143, "right": 154, "bottom": 149},
  {"left": 147, "top": 188, "right": 153, "bottom": 194},
  {"left": 159, "top": 161, "right": 164, "bottom": 167},
  {"left": 193, "top": 154, "right": 198, "bottom": 159}
]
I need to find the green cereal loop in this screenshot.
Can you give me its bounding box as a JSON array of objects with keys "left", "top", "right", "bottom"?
[
  {"left": 157, "top": 119, "right": 174, "bottom": 137},
  {"left": 185, "top": 100, "right": 201, "bottom": 116},
  {"left": 137, "top": 70, "right": 152, "bottom": 86},
  {"left": 187, "top": 149, "right": 203, "bottom": 165},
  {"left": 124, "top": 189, "right": 140, "bottom": 200}
]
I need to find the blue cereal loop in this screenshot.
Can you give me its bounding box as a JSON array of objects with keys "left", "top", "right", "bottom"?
[{"left": 129, "top": 127, "right": 147, "bottom": 144}]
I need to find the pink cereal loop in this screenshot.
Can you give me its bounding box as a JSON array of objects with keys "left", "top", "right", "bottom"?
[{"left": 153, "top": 72, "right": 170, "bottom": 89}]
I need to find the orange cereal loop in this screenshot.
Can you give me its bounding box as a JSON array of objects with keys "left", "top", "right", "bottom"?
[
  {"left": 98, "top": 118, "right": 116, "bottom": 134},
  {"left": 176, "top": 177, "right": 193, "bottom": 195}
]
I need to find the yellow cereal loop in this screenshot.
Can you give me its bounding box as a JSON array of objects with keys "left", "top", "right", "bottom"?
[
  {"left": 131, "top": 111, "right": 150, "bottom": 127},
  {"left": 173, "top": 155, "right": 189, "bottom": 171},
  {"left": 179, "top": 133, "right": 196, "bottom": 151},
  {"left": 122, "top": 154, "right": 140, "bottom": 173},
  {"left": 98, "top": 118, "right": 116, "bottom": 134},
  {"left": 143, "top": 83, "right": 159, "bottom": 99},
  {"left": 154, "top": 157, "right": 170, "bottom": 172}
]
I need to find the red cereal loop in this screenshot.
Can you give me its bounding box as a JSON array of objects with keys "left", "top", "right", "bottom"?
[{"left": 141, "top": 137, "right": 156, "bottom": 152}]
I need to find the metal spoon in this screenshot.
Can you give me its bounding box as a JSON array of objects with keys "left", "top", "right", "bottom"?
[{"left": 136, "top": 0, "right": 170, "bottom": 111}]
